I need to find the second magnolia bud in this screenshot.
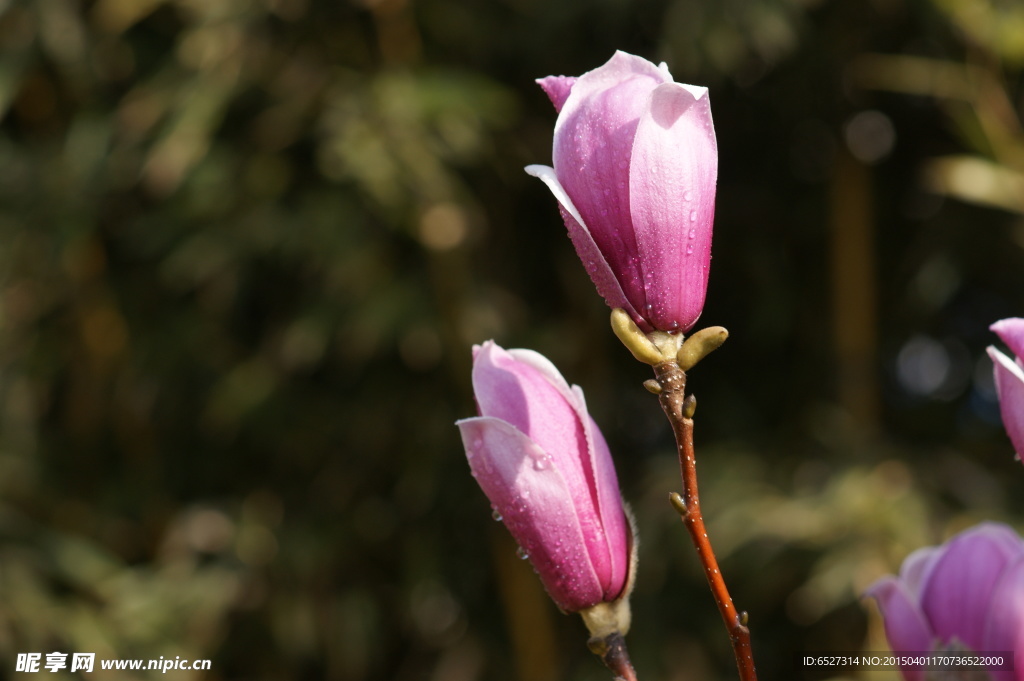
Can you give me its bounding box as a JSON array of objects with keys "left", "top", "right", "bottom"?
[{"left": 456, "top": 341, "right": 636, "bottom": 616}]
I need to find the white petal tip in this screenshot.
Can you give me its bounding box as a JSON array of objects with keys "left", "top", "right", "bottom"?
[{"left": 524, "top": 164, "right": 553, "bottom": 178}]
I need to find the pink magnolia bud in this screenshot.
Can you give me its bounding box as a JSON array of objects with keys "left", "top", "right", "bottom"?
[
  {"left": 989, "top": 318, "right": 1024, "bottom": 462},
  {"left": 526, "top": 51, "right": 718, "bottom": 333},
  {"left": 866, "top": 522, "right": 1024, "bottom": 681},
  {"left": 456, "top": 341, "right": 633, "bottom": 614}
]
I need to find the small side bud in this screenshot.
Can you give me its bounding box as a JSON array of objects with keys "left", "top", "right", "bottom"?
[
  {"left": 682, "top": 394, "right": 697, "bottom": 419},
  {"left": 611, "top": 309, "right": 663, "bottom": 365},
  {"left": 669, "top": 491, "right": 688, "bottom": 517},
  {"left": 677, "top": 326, "right": 728, "bottom": 371},
  {"left": 642, "top": 379, "right": 662, "bottom": 394}
]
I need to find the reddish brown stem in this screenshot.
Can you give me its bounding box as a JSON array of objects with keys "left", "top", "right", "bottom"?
[
  {"left": 589, "top": 632, "right": 638, "bottom": 681},
  {"left": 653, "top": 361, "right": 757, "bottom": 681}
]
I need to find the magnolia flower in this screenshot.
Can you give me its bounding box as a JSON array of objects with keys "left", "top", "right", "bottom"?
[
  {"left": 988, "top": 318, "right": 1024, "bottom": 461},
  {"left": 866, "top": 523, "right": 1024, "bottom": 681},
  {"left": 456, "top": 341, "right": 633, "bottom": 621},
  {"left": 526, "top": 50, "right": 718, "bottom": 334}
]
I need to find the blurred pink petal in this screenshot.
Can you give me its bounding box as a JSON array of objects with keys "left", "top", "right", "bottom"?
[
  {"left": 983, "top": 557, "right": 1024, "bottom": 681},
  {"left": 989, "top": 346, "right": 1024, "bottom": 460},
  {"left": 865, "top": 576, "right": 933, "bottom": 681},
  {"left": 918, "top": 523, "right": 1022, "bottom": 652},
  {"left": 867, "top": 523, "right": 1024, "bottom": 681}
]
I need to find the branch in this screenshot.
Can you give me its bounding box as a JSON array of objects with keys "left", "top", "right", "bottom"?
[{"left": 652, "top": 360, "right": 757, "bottom": 681}]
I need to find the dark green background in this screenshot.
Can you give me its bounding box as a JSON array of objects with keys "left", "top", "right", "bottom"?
[{"left": 2, "top": 0, "right": 1023, "bottom": 679}]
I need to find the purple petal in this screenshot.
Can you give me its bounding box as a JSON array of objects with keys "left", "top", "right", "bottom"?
[
  {"left": 572, "top": 384, "right": 630, "bottom": 600},
  {"left": 552, "top": 52, "right": 670, "bottom": 312},
  {"left": 983, "top": 555, "right": 1024, "bottom": 681},
  {"left": 536, "top": 76, "right": 577, "bottom": 113},
  {"left": 628, "top": 82, "right": 717, "bottom": 331},
  {"left": 919, "top": 523, "right": 1024, "bottom": 652},
  {"left": 523, "top": 164, "right": 647, "bottom": 330},
  {"left": 457, "top": 416, "right": 604, "bottom": 612},
  {"left": 469, "top": 342, "right": 625, "bottom": 600},
  {"left": 990, "top": 346, "right": 1024, "bottom": 460},
  {"left": 471, "top": 341, "right": 589, "bottom": 466},
  {"left": 898, "top": 546, "right": 943, "bottom": 598},
  {"left": 991, "top": 318, "right": 1024, "bottom": 361},
  {"left": 865, "top": 576, "right": 933, "bottom": 681}
]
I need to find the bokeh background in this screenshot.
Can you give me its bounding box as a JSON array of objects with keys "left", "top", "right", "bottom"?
[{"left": 2, "top": 0, "right": 1024, "bottom": 679}]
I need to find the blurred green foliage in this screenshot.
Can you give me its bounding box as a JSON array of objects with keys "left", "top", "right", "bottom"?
[{"left": 2, "top": 0, "right": 1024, "bottom": 679}]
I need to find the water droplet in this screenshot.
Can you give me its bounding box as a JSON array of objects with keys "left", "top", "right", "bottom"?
[
  {"left": 686, "top": 244, "right": 694, "bottom": 255},
  {"left": 689, "top": 210, "right": 697, "bottom": 222},
  {"left": 491, "top": 508, "right": 503, "bottom": 522},
  {"left": 688, "top": 228, "right": 696, "bottom": 239},
  {"left": 684, "top": 190, "right": 693, "bottom": 201},
  {"left": 516, "top": 546, "right": 530, "bottom": 560},
  {"left": 472, "top": 438, "right": 483, "bottom": 449},
  {"left": 532, "top": 456, "right": 550, "bottom": 471}
]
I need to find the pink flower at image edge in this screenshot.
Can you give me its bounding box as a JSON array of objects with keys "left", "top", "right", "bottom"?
[
  {"left": 989, "top": 318, "right": 1024, "bottom": 462},
  {"left": 866, "top": 522, "right": 1024, "bottom": 681}
]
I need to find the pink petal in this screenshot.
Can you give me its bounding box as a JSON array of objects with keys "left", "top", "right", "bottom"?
[
  {"left": 551, "top": 52, "right": 670, "bottom": 312},
  {"left": 523, "top": 164, "right": 647, "bottom": 329},
  {"left": 470, "top": 342, "right": 624, "bottom": 599},
  {"left": 865, "top": 576, "right": 933, "bottom": 681},
  {"left": 991, "top": 318, "right": 1024, "bottom": 361},
  {"left": 628, "top": 81, "right": 717, "bottom": 331},
  {"left": 572, "top": 384, "right": 630, "bottom": 599},
  {"left": 899, "top": 545, "right": 943, "bottom": 598},
  {"left": 983, "top": 556, "right": 1024, "bottom": 681},
  {"left": 990, "top": 346, "right": 1024, "bottom": 460},
  {"left": 919, "top": 523, "right": 1024, "bottom": 652},
  {"left": 471, "top": 341, "right": 589, "bottom": 467},
  {"left": 536, "top": 75, "right": 577, "bottom": 113},
  {"left": 457, "top": 416, "right": 604, "bottom": 612}
]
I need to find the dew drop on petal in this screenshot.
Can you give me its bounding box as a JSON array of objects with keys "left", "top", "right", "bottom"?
[
  {"left": 491, "top": 508, "right": 502, "bottom": 522},
  {"left": 516, "top": 546, "right": 530, "bottom": 560},
  {"left": 532, "top": 456, "right": 550, "bottom": 471},
  {"left": 689, "top": 210, "right": 697, "bottom": 222},
  {"left": 686, "top": 244, "right": 694, "bottom": 255},
  {"left": 688, "top": 228, "right": 696, "bottom": 239},
  {"left": 684, "top": 190, "right": 693, "bottom": 201}
]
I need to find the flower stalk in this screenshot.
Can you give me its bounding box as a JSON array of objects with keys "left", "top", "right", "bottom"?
[
  {"left": 653, "top": 358, "right": 757, "bottom": 681},
  {"left": 613, "top": 308, "right": 756, "bottom": 681}
]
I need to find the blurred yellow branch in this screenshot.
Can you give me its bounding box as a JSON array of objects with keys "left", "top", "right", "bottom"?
[{"left": 923, "top": 155, "right": 1024, "bottom": 214}]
